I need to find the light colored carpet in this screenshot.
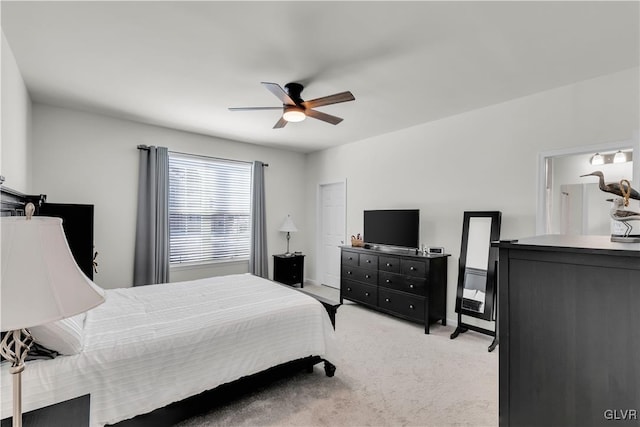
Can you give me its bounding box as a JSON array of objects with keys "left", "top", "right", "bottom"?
[{"left": 176, "top": 283, "right": 497, "bottom": 427}]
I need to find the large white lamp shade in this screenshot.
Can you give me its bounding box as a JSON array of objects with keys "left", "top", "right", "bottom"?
[
  {"left": 1, "top": 214, "right": 105, "bottom": 427},
  {"left": 1, "top": 216, "right": 105, "bottom": 331}
]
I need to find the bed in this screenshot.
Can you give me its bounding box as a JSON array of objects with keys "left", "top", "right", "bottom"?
[
  {"left": 0, "top": 273, "right": 337, "bottom": 426},
  {"left": 0, "top": 187, "right": 338, "bottom": 426}
]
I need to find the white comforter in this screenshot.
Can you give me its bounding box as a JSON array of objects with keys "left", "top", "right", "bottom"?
[{"left": 0, "top": 274, "right": 337, "bottom": 426}]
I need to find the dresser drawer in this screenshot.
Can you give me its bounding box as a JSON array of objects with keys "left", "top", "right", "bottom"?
[
  {"left": 378, "top": 271, "right": 404, "bottom": 291},
  {"left": 342, "top": 266, "right": 378, "bottom": 285},
  {"left": 380, "top": 272, "right": 426, "bottom": 296},
  {"left": 342, "top": 250, "right": 359, "bottom": 267},
  {"left": 379, "top": 256, "right": 400, "bottom": 273},
  {"left": 342, "top": 279, "right": 377, "bottom": 305},
  {"left": 378, "top": 288, "right": 425, "bottom": 321},
  {"left": 401, "top": 259, "right": 428, "bottom": 277},
  {"left": 403, "top": 276, "right": 427, "bottom": 296},
  {"left": 359, "top": 253, "right": 378, "bottom": 268}
]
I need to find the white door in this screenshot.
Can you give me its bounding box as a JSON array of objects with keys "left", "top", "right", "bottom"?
[{"left": 318, "top": 182, "right": 346, "bottom": 288}]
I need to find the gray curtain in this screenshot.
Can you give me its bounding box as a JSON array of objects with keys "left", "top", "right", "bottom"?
[
  {"left": 133, "top": 146, "right": 169, "bottom": 286},
  {"left": 249, "top": 161, "right": 268, "bottom": 277}
]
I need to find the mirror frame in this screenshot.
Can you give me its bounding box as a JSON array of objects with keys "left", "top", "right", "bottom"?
[{"left": 454, "top": 211, "right": 502, "bottom": 321}]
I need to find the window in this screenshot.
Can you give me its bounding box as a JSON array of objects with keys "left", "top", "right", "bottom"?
[{"left": 168, "top": 152, "right": 252, "bottom": 264}]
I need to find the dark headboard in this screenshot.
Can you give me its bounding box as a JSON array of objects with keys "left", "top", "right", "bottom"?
[
  {"left": 1, "top": 184, "right": 95, "bottom": 279},
  {"left": 0, "top": 184, "right": 47, "bottom": 217}
]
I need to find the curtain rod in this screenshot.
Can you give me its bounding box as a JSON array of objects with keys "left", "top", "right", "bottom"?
[{"left": 137, "top": 145, "right": 268, "bottom": 167}]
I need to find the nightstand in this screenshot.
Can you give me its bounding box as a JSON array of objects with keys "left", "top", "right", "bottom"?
[
  {"left": 1, "top": 394, "right": 90, "bottom": 427},
  {"left": 273, "top": 254, "right": 305, "bottom": 287}
]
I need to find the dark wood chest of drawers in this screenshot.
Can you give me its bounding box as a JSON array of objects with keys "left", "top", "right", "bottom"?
[
  {"left": 497, "top": 235, "right": 640, "bottom": 427},
  {"left": 273, "top": 254, "right": 305, "bottom": 287},
  {"left": 340, "top": 246, "right": 448, "bottom": 333}
]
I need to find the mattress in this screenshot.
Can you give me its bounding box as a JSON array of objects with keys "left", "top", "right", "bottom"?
[{"left": 0, "top": 273, "right": 337, "bottom": 426}]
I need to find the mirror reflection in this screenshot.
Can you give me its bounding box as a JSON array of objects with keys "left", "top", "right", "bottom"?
[{"left": 461, "top": 217, "right": 492, "bottom": 313}]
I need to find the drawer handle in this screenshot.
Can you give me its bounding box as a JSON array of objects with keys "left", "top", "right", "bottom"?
[
  {"left": 347, "top": 287, "right": 352, "bottom": 291},
  {"left": 347, "top": 271, "right": 352, "bottom": 275},
  {"left": 385, "top": 298, "right": 390, "bottom": 302},
  {"left": 410, "top": 266, "right": 416, "bottom": 271},
  {"left": 409, "top": 304, "right": 415, "bottom": 309},
  {"left": 409, "top": 284, "right": 414, "bottom": 289},
  {"left": 366, "top": 259, "right": 371, "bottom": 263},
  {"left": 386, "top": 279, "right": 391, "bottom": 283},
  {"left": 365, "top": 274, "right": 370, "bottom": 279},
  {"left": 365, "top": 292, "right": 370, "bottom": 297},
  {"left": 386, "top": 263, "right": 392, "bottom": 267},
  {"left": 348, "top": 257, "right": 353, "bottom": 260}
]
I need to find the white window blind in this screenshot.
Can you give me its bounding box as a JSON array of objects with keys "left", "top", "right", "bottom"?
[{"left": 168, "top": 152, "right": 252, "bottom": 264}]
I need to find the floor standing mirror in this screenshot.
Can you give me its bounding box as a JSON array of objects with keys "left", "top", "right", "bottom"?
[{"left": 450, "top": 211, "right": 501, "bottom": 352}]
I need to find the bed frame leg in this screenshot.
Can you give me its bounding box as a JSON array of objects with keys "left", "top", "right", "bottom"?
[{"left": 323, "top": 361, "right": 336, "bottom": 377}]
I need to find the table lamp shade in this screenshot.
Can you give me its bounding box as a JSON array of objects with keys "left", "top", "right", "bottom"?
[
  {"left": 1, "top": 216, "right": 105, "bottom": 332},
  {"left": 279, "top": 215, "right": 298, "bottom": 233}
]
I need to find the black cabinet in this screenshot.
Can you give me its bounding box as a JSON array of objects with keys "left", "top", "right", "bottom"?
[
  {"left": 340, "top": 246, "right": 449, "bottom": 334},
  {"left": 497, "top": 235, "right": 640, "bottom": 427},
  {"left": 273, "top": 254, "right": 305, "bottom": 287}
]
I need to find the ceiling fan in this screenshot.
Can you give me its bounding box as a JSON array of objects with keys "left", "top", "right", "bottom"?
[{"left": 229, "top": 82, "right": 355, "bottom": 129}]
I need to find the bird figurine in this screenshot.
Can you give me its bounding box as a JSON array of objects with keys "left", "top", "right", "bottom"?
[
  {"left": 608, "top": 197, "right": 640, "bottom": 237},
  {"left": 608, "top": 198, "right": 640, "bottom": 220},
  {"left": 580, "top": 171, "right": 640, "bottom": 200}
]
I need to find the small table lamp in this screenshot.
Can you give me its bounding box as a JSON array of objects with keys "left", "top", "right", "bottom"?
[
  {"left": 0, "top": 204, "right": 105, "bottom": 427},
  {"left": 278, "top": 214, "right": 298, "bottom": 256}
]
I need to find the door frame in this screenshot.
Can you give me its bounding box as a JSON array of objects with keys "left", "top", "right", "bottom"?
[
  {"left": 316, "top": 179, "right": 347, "bottom": 288},
  {"left": 536, "top": 131, "right": 639, "bottom": 235}
]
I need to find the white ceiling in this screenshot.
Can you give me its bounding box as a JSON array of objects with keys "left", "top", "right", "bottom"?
[{"left": 2, "top": 1, "right": 639, "bottom": 153}]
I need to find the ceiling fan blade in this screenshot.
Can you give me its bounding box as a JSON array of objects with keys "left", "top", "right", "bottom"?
[
  {"left": 306, "top": 109, "right": 344, "bottom": 125},
  {"left": 261, "top": 82, "right": 296, "bottom": 105},
  {"left": 302, "top": 91, "right": 355, "bottom": 109},
  {"left": 228, "top": 106, "right": 283, "bottom": 111},
  {"left": 273, "top": 117, "right": 288, "bottom": 129}
]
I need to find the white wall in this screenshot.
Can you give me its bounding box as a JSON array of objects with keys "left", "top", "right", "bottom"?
[
  {"left": 305, "top": 67, "right": 640, "bottom": 325},
  {"left": 31, "top": 104, "right": 307, "bottom": 289},
  {"left": 1, "top": 32, "right": 32, "bottom": 193}
]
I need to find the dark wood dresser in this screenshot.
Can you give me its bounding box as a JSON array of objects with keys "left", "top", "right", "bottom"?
[
  {"left": 273, "top": 254, "right": 305, "bottom": 287},
  {"left": 497, "top": 235, "right": 640, "bottom": 427},
  {"left": 340, "top": 246, "right": 449, "bottom": 333}
]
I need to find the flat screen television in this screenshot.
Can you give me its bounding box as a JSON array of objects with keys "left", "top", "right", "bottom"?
[{"left": 363, "top": 209, "right": 419, "bottom": 249}]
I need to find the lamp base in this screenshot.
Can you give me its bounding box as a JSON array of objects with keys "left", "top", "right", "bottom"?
[
  {"left": 0, "top": 329, "right": 34, "bottom": 427},
  {"left": 285, "top": 232, "right": 292, "bottom": 256}
]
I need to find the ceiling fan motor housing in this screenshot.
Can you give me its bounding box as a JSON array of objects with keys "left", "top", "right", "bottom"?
[{"left": 284, "top": 83, "right": 304, "bottom": 105}]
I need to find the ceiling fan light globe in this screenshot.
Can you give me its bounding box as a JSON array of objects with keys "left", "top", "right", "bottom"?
[{"left": 283, "top": 107, "right": 306, "bottom": 122}]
